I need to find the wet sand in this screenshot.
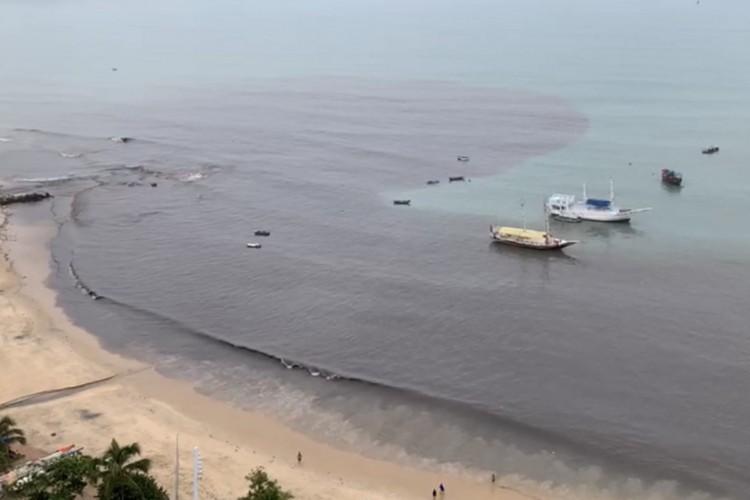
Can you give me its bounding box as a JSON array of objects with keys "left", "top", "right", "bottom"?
[{"left": 0, "top": 206, "right": 556, "bottom": 500}]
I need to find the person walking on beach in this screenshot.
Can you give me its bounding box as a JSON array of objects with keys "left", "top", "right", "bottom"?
[
  {"left": 297, "top": 451, "right": 302, "bottom": 465},
  {"left": 439, "top": 483, "right": 445, "bottom": 494},
  {"left": 432, "top": 489, "right": 437, "bottom": 498},
  {"left": 491, "top": 473, "right": 496, "bottom": 484}
]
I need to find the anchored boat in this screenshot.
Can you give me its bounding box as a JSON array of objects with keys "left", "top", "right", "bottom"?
[
  {"left": 661, "top": 168, "right": 682, "bottom": 186},
  {"left": 546, "top": 180, "right": 651, "bottom": 223},
  {"left": 490, "top": 203, "right": 577, "bottom": 251},
  {"left": 702, "top": 146, "right": 719, "bottom": 155}
]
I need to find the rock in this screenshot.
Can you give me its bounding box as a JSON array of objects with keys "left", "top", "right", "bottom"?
[{"left": 0, "top": 191, "right": 52, "bottom": 206}]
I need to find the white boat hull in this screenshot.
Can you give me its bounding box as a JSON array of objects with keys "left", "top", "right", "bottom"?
[
  {"left": 575, "top": 210, "right": 632, "bottom": 222},
  {"left": 547, "top": 190, "right": 650, "bottom": 224}
]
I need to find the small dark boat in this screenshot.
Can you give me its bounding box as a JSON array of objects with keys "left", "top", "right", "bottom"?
[
  {"left": 426, "top": 180, "right": 440, "bottom": 185},
  {"left": 457, "top": 155, "right": 470, "bottom": 162},
  {"left": 393, "top": 200, "right": 411, "bottom": 206},
  {"left": 702, "top": 146, "right": 719, "bottom": 154},
  {"left": 254, "top": 230, "right": 271, "bottom": 236},
  {"left": 661, "top": 168, "right": 682, "bottom": 186},
  {"left": 449, "top": 176, "right": 465, "bottom": 182}
]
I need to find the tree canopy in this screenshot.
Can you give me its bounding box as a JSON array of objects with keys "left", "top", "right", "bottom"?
[
  {"left": 237, "top": 467, "right": 294, "bottom": 500},
  {"left": 0, "top": 415, "right": 27, "bottom": 473}
]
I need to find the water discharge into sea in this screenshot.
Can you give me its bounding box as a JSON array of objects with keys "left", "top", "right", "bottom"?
[{"left": 2, "top": 0, "right": 750, "bottom": 498}]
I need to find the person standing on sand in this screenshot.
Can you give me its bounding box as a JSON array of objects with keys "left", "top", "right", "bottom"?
[
  {"left": 297, "top": 451, "right": 302, "bottom": 465},
  {"left": 432, "top": 489, "right": 437, "bottom": 498},
  {"left": 491, "top": 473, "right": 496, "bottom": 484},
  {"left": 439, "top": 483, "right": 445, "bottom": 494}
]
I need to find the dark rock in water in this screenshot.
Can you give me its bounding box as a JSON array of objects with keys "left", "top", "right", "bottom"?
[
  {"left": 150, "top": 182, "right": 158, "bottom": 187},
  {"left": 393, "top": 200, "right": 411, "bottom": 206},
  {"left": 457, "top": 155, "right": 470, "bottom": 162},
  {"left": 0, "top": 191, "right": 52, "bottom": 206},
  {"left": 448, "top": 176, "right": 465, "bottom": 182},
  {"left": 254, "top": 230, "right": 271, "bottom": 237},
  {"left": 426, "top": 180, "right": 440, "bottom": 185}
]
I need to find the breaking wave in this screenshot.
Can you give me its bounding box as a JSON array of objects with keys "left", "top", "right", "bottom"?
[
  {"left": 16, "top": 175, "right": 76, "bottom": 183},
  {"left": 66, "top": 261, "right": 344, "bottom": 380}
]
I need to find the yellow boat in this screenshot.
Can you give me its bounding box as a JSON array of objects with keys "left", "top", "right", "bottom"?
[{"left": 490, "top": 225, "right": 577, "bottom": 250}]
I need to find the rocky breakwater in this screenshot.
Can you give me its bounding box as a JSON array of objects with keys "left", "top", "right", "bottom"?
[{"left": 0, "top": 191, "right": 52, "bottom": 206}]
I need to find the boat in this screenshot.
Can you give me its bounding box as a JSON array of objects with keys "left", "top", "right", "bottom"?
[
  {"left": 551, "top": 213, "right": 582, "bottom": 223},
  {"left": 254, "top": 230, "right": 271, "bottom": 236},
  {"left": 490, "top": 225, "right": 577, "bottom": 250},
  {"left": 546, "top": 180, "right": 651, "bottom": 223},
  {"left": 246, "top": 243, "right": 262, "bottom": 249},
  {"left": 490, "top": 206, "right": 577, "bottom": 250},
  {"left": 457, "top": 155, "right": 470, "bottom": 162},
  {"left": 426, "top": 180, "right": 440, "bottom": 185},
  {"left": 393, "top": 200, "right": 411, "bottom": 206},
  {"left": 449, "top": 176, "right": 465, "bottom": 182},
  {"left": 702, "top": 146, "right": 719, "bottom": 154},
  {"left": 661, "top": 168, "right": 682, "bottom": 186}
]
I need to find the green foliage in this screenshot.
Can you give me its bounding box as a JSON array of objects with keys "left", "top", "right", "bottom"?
[
  {"left": 96, "top": 472, "right": 169, "bottom": 500},
  {"left": 0, "top": 415, "right": 27, "bottom": 472},
  {"left": 94, "top": 439, "right": 157, "bottom": 500},
  {"left": 237, "top": 467, "right": 294, "bottom": 500},
  {"left": 7, "top": 453, "right": 96, "bottom": 500}
]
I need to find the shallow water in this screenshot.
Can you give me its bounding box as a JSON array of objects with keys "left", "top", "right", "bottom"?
[{"left": 2, "top": 0, "right": 750, "bottom": 498}]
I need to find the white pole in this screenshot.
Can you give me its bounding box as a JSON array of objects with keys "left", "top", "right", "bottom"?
[
  {"left": 192, "top": 447, "right": 200, "bottom": 500},
  {"left": 175, "top": 435, "right": 179, "bottom": 500},
  {"left": 609, "top": 178, "right": 615, "bottom": 203}
]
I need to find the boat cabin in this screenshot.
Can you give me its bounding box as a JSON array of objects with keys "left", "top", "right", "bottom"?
[
  {"left": 547, "top": 194, "right": 576, "bottom": 212},
  {"left": 585, "top": 198, "right": 611, "bottom": 208},
  {"left": 497, "top": 226, "right": 548, "bottom": 244}
]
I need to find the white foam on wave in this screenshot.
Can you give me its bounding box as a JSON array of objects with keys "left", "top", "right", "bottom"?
[
  {"left": 180, "top": 172, "right": 204, "bottom": 182},
  {"left": 0, "top": 137, "right": 13, "bottom": 142},
  {"left": 109, "top": 136, "right": 133, "bottom": 143},
  {"left": 17, "top": 175, "right": 73, "bottom": 183},
  {"left": 60, "top": 152, "right": 83, "bottom": 158}
]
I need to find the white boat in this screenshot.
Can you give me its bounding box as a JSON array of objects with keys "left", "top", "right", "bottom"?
[
  {"left": 246, "top": 243, "right": 262, "bottom": 249},
  {"left": 546, "top": 180, "right": 651, "bottom": 223}
]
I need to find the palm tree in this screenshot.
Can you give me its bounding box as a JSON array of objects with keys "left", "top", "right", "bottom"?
[
  {"left": 0, "top": 415, "right": 27, "bottom": 472},
  {"left": 0, "top": 415, "right": 27, "bottom": 447},
  {"left": 95, "top": 439, "right": 152, "bottom": 499}
]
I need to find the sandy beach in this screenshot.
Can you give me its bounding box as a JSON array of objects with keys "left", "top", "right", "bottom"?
[{"left": 0, "top": 205, "right": 557, "bottom": 500}]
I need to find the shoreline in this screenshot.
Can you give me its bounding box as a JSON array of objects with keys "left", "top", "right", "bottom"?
[{"left": 0, "top": 205, "right": 551, "bottom": 500}]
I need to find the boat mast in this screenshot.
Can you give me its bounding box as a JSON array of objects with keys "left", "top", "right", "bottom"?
[
  {"left": 610, "top": 178, "right": 615, "bottom": 203},
  {"left": 521, "top": 199, "right": 527, "bottom": 231},
  {"left": 582, "top": 183, "right": 587, "bottom": 200}
]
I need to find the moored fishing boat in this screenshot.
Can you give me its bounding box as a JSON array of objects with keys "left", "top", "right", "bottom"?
[
  {"left": 490, "top": 226, "right": 577, "bottom": 250},
  {"left": 490, "top": 203, "right": 577, "bottom": 250},
  {"left": 661, "top": 168, "right": 682, "bottom": 186},
  {"left": 546, "top": 180, "right": 651, "bottom": 223},
  {"left": 702, "top": 145, "right": 719, "bottom": 155}
]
